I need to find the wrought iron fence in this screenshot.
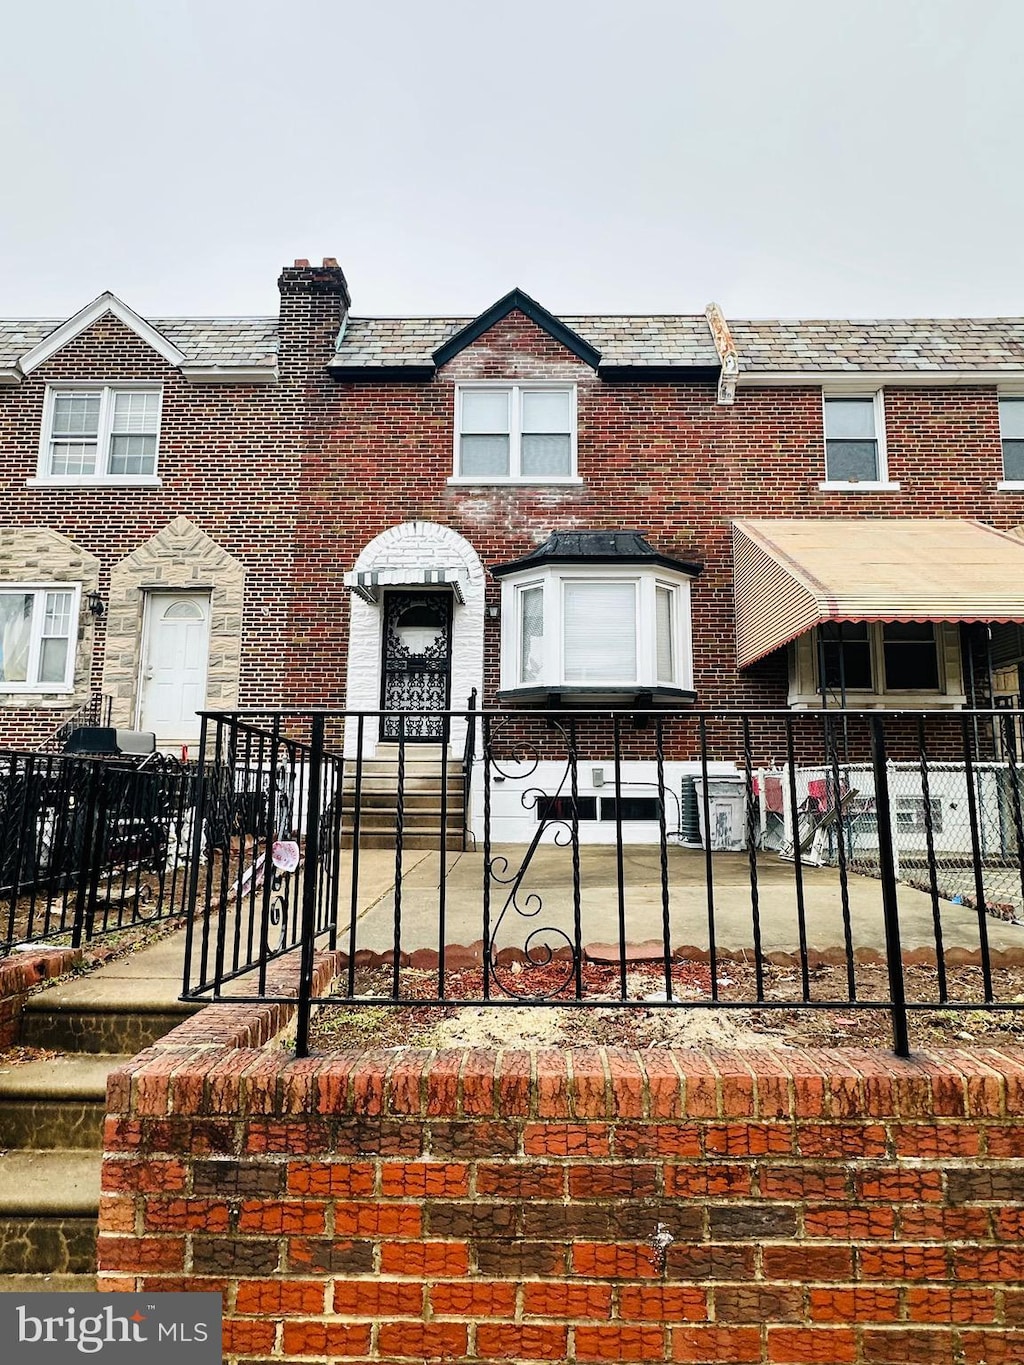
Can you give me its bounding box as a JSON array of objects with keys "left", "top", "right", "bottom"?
[
  {"left": 0, "top": 749, "right": 200, "bottom": 953},
  {"left": 181, "top": 707, "right": 1024, "bottom": 1055}
]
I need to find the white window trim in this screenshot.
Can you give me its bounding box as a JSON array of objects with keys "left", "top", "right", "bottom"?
[
  {"left": 788, "top": 621, "right": 965, "bottom": 709},
  {"left": 500, "top": 564, "right": 694, "bottom": 693},
  {"left": 0, "top": 583, "right": 80, "bottom": 693},
  {"left": 820, "top": 389, "right": 898, "bottom": 490},
  {"left": 450, "top": 381, "right": 579, "bottom": 484},
  {"left": 35, "top": 382, "right": 164, "bottom": 486},
  {"left": 998, "top": 392, "right": 1024, "bottom": 488}
]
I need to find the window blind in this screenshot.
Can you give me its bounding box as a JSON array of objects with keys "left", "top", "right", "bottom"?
[{"left": 563, "top": 582, "right": 636, "bottom": 682}]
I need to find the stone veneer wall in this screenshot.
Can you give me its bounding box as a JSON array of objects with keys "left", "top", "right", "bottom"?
[
  {"left": 0, "top": 527, "right": 100, "bottom": 719},
  {"left": 97, "top": 993, "right": 1024, "bottom": 1364},
  {"left": 104, "top": 516, "right": 245, "bottom": 730}
]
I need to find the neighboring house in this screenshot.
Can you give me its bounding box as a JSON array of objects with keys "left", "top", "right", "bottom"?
[
  {"left": 4, "top": 258, "right": 1024, "bottom": 822},
  {"left": 0, "top": 284, "right": 294, "bottom": 750}
]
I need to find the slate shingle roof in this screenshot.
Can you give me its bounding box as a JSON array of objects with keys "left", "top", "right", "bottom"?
[
  {"left": 5, "top": 305, "right": 1024, "bottom": 376},
  {"left": 729, "top": 317, "right": 1024, "bottom": 373},
  {"left": 330, "top": 315, "right": 721, "bottom": 369},
  {"left": 0, "top": 317, "right": 278, "bottom": 370},
  {"left": 332, "top": 313, "right": 1024, "bottom": 374}
]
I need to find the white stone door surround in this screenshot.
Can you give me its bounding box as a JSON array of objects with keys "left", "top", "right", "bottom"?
[{"left": 345, "top": 521, "right": 486, "bottom": 758}]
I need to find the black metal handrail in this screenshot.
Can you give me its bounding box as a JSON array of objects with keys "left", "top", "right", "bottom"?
[
  {"left": 40, "top": 692, "right": 114, "bottom": 754},
  {"left": 461, "top": 688, "right": 477, "bottom": 850},
  {"left": 181, "top": 706, "right": 1024, "bottom": 1055}
]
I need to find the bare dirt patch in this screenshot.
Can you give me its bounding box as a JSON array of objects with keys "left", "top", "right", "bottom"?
[{"left": 308, "top": 959, "right": 1024, "bottom": 1053}]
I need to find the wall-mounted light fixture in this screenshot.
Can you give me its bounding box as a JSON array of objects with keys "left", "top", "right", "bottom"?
[
  {"left": 486, "top": 604, "right": 500, "bottom": 620},
  {"left": 86, "top": 591, "right": 105, "bottom": 619}
]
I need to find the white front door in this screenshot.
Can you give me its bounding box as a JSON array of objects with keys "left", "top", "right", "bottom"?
[{"left": 139, "top": 593, "right": 211, "bottom": 745}]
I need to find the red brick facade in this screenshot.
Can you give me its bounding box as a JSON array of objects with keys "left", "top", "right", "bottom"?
[
  {"left": 1, "top": 262, "right": 1023, "bottom": 747},
  {"left": 98, "top": 992, "right": 1024, "bottom": 1363}
]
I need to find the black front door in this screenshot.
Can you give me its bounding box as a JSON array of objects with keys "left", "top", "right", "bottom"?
[{"left": 380, "top": 591, "right": 453, "bottom": 740}]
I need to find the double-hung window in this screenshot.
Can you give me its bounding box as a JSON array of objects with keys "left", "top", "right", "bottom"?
[
  {"left": 455, "top": 385, "right": 576, "bottom": 482},
  {"left": 999, "top": 397, "right": 1024, "bottom": 483},
  {"left": 0, "top": 586, "right": 78, "bottom": 691},
  {"left": 39, "top": 386, "right": 162, "bottom": 482},
  {"left": 822, "top": 393, "right": 894, "bottom": 487}
]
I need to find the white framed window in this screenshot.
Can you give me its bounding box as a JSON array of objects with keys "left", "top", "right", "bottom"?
[
  {"left": 502, "top": 567, "right": 693, "bottom": 694},
  {"left": 452, "top": 384, "right": 578, "bottom": 483},
  {"left": 998, "top": 396, "right": 1024, "bottom": 487},
  {"left": 0, "top": 585, "right": 79, "bottom": 692},
  {"left": 820, "top": 392, "right": 898, "bottom": 490},
  {"left": 35, "top": 385, "right": 162, "bottom": 484}
]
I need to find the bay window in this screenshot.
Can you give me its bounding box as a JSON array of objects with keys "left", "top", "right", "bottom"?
[{"left": 501, "top": 567, "right": 694, "bottom": 698}]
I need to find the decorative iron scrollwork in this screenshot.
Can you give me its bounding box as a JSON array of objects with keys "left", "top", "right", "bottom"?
[
  {"left": 380, "top": 591, "right": 453, "bottom": 740},
  {"left": 484, "top": 718, "right": 581, "bottom": 1000}
]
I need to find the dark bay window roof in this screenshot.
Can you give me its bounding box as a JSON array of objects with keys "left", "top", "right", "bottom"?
[{"left": 491, "top": 530, "right": 703, "bottom": 580}]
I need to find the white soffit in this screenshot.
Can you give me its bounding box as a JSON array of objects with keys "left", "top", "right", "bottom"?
[{"left": 18, "top": 292, "right": 188, "bottom": 374}]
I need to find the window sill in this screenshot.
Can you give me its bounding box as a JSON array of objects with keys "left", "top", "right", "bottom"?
[
  {"left": 447, "top": 476, "right": 584, "bottom": 488},
  {"left": 498, "top": 684, "right": 697, "bottom": 707},
  {"left": 27, "top": 476, "right": 163, "bottom": 488},
  {"left": 788, "top": 693, "right": 966, "bottom": 711},
  {"left": 0, "top": 687, "right": 75, "bottom": 699},
  {"left": 997, "top": 481, "right": 1024, "bottom": 491},
  {"left": 818, "top": 481, "right": 901, "bottom": 492}
]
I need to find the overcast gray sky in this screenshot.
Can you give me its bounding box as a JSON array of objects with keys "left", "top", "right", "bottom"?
[{"left": 1, "top": 0, "right": 1021, "bottom": 321}]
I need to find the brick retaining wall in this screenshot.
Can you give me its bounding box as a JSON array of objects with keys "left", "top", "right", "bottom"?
[
  {"left": 0, "top": 945, "right": 82, "bottom": 1045},
  {"left": 98, "top": 997, "right": 1024, "bottom": 1363}
]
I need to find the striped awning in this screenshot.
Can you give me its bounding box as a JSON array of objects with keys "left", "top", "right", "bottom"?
[
  {"left": 732, "top": 519, "right": 1024, "bottom": 668},
  {"left": 343, "top": 566, "right": 467, "bottom": 605}
]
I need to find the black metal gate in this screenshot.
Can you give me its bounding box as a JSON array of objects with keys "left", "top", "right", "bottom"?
[{"left": 380, "top": 590, "right": 453, "bottom": 740}]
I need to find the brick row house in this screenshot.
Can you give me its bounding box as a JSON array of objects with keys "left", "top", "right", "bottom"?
[{"left": 4, "top": 259, "right": 1024, "bottom": 841}]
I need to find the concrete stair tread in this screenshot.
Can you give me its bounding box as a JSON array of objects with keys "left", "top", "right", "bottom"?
[
  {"left": 0, "top": 1273, "right": 96, "bottom": 1292},
  {"left": 0, "top": 1055, "right": 133, "bottom": 1100},
  {"left": 23, "top": 977, "right": 198, "bottom": 1013},
  {"left": 0, "top": 1151, "right": 100, "bottom": 1216}
]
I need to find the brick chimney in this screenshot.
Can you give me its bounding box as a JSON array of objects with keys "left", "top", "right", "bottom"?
[{"left": 277, "top": 257, "right": 351, "bottom": 381}]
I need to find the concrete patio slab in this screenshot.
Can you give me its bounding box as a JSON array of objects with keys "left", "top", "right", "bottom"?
[{"left": 333, "top": 844, "right": 1024, "bottom": 959}]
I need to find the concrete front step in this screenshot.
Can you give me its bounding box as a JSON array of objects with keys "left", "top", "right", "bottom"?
[
  {"left": 0, "top": 1055, "right": 132, "bottom": 1150},
  {"left": 0, "top": 1272, "right": 96, "bottom": 1292},
  {"left": 0, "top": 1151, "right": 100, "bottom": 1275},
  {"left": 0, "top": 1218, "right": 98, "bottom": 1275},
  {"left": 19, "top": 1000, "right": 198, "bottom": 1054},
  {"left": 344, "top": 810, "right": 463, "bottom": 833},
  {"left": 342, "top": 787, "right": 465, "bottom": 808},
  {"left": 342, "top": 776, "right": 465, "bottom": 796},
  {"left": 341, "top": 831, "right": 466, "bottom": 850}
]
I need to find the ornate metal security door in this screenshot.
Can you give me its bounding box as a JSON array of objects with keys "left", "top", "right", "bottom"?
[{"left": 380, "top": 591, "right": 454, "bottom": 740}]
